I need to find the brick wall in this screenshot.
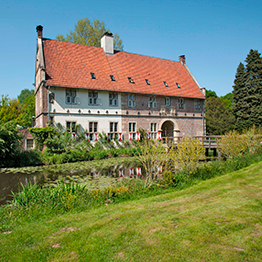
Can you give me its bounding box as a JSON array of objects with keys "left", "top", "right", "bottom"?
[
  {"left": 121, "top": 93, "right": 205, "bottom": 138},
  {"left": 35, "top": 85, "right": 49, "bottom": 127}
]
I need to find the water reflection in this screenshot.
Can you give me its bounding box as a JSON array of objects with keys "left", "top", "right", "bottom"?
[{"left": 0, "top": 162, "right": 144, "bottom": 205}]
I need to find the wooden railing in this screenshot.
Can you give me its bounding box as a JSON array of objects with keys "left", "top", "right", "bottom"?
[{"left": 161, "top": 136, "right": 222, "bottom": 148}]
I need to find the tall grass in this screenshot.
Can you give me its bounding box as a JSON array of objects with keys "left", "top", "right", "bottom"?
[{"left": 165, "top": 147, "right": 262, "bottom": 189}]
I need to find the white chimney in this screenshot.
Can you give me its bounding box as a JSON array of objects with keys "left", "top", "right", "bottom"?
[{"left": 101, "top": 32, "right": 114, "bottom": 55}]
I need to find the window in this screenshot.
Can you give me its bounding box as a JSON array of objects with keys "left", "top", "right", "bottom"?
[
  {"left": 148, "top": 97, "right": 157, "bottom": 108},
  {"left": 89, "top": 91, "right": 98, "bottom": 105},
  {"left": 89, "top": 122, "right": 98, "bottom": 141},
  {"left": 49, "top": 92, "right": 55, "bottom": 103},
  {"left": 109, "top": 92, "right": 118, "bottom": 106},
  {"left": 110, "top": 75, "right": 115, "bottom": 81},
  {"left": 66, "top": 121, "right": 76, "bottom": 132},
  {"left": 145, "top": 79, "right": 150, "bottom": 85},
  {"left": 151, "top": 123, "right": 157, "bottom": 140},
  {"left": 176, "top": 83, "right": 181, "bottom": 88},
  {"left": 129, "top": 122, "right": 136, "bottom": 140},
  {"left": 195, "top": 99, "right": 201, "bottom": 110},
  {"left": 90, "top": 72, "right": 96, "bottom": 79},
  {"left": 50, "top": 116, "right": 54, "bottom": 126},
  {"left": 163, "top": 81, "right": 168, "bottom": 87},
  {"left": 66, "top": 89, "right": 76, "bottom": 104},
  {"left": 109, "top": 122, "right": 118, "bottom": 140},
  {"left": 128, "top": 94, "right": 136, "bottom": 107},
  {"left": 26, "top": 139, "right": 34, "bottom": 150},
  {"left": 178, "top": 98, "right": 185, "bottom": 109},
  {"left": 165, "top": 97, "right": 170, "bottom": 106},
  {"left": 128, "top": 77, "right": 134, "bottom": 83}
]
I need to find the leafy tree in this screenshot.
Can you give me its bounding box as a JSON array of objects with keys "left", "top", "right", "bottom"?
[
  {"left": 18, "top": 89, "right": 34, "bottom": 104},
  {"left": 56, "top": 18, "right": 124, "bottom": 51},
  {"left": 29, "top": 126, "right": 57, "bottom": 151},
  {"left": 19, "top": 93, "right": 35, "bottom": 127},
  {"left": 206, "top": 89, "right": 218, "bottom": 99},
  {"left": 0, "top": 121, "right": 22, "bottom": 167},
  {"left": 205, "top": 97, "right": 235, "bottom": 135},
  {"left": 232, "top": 50, "right": 262, "bottom": 131},
  {"left": 220, "top": 92, "right": 233, "bottom": 111},
  {"left": 0, "top": 95, "right": 21, "bottom": 123}
]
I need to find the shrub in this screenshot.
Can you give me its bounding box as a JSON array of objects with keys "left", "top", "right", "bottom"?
[
  {"left": 17, "top": 150, "right": 42, "bottom": 166},
  {"left": 29, "top": 126, "right": 56, "bottom": 151},
  {"left": 242, "top": 125, "right": 262, "bottom": 154},
  {"left": 169, "top": 136, "right": 205, "bottom": 175},
  {"left": 90, "top": 149, "right": 108, "bottom": 160},
  {"left": 217, "top": 130, "right": 247, "bottom": 159},
  {"left": 0, "top": 121, "right": 23, "bottom": 167},
  {"left": 135, "top": 140, "right": 168, "bottom": 188}
]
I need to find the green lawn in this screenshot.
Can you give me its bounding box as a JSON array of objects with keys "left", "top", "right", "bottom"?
[{"left": 1, "top": 162, "right": 262, "bottom": 261}]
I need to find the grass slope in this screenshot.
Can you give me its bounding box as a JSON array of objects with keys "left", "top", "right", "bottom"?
[{"left": 1, "top": 162, "right": 262, "bottom": 261}]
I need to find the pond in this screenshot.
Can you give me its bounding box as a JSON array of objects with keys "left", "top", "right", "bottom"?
[{"left": 0, "top": 157, "right": 144, "bottom": 205}]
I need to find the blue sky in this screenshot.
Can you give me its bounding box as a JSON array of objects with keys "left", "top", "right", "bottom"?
[{"left": 0, "top": 0, "right": 261, "bottom": 99}]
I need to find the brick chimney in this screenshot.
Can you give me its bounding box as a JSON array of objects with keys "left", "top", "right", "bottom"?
[
  {"left": 36, "top": 25, "right": 43, "bottom": 38},
  {"left": 101, "top": 32, "right": 114, "bottom": 55},
  {"left": 179, "top": 55, "right": 186, "bottom": 65}
]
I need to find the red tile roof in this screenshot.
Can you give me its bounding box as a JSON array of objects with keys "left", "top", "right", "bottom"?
[{"left": 43, "top": 39, "right": 205, "bottom": 99}]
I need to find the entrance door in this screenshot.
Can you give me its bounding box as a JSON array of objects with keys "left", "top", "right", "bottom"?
[{"left": 161, "top": 121, "right": 174, "bottom": 138}]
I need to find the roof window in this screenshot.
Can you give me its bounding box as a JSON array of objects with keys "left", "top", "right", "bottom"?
[
  {"left": 145, "top": 79, "right": 150, "bottom": 85},
  {"left": 163, "top": 81, "right": 168, "bottom": 87},
  {"left": 128, "top": 77, "right": 134, "bottom": 83},
  {"left": 91, "top": 72, "right": 96, "bottom": 79},
  {"left": 110, "top": 75, "right": 115, "bottom": 81},
  {"left": 176, "top": 83, "right": 181, "bottom": 88}
]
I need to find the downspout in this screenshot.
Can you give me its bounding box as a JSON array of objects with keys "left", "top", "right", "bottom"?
[
  {"left": 202, "top": 100, "right": 205, "bottom": 135},
  {"left": 47, "top": 85, "right": 50, "bottom": 123}
]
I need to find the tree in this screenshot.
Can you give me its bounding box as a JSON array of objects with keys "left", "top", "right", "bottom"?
[
  {"left": 232, "top": 50, "right": 262, "bottom": 131},
  {"left": 0, "top": 121, "right": 22, "bottom": 167},
  {"left": 220, "top": 92, "right": 233, "bottom": 111},
  {"left": 18, "top": 89, "right": 34, "bottom": 104},
  {"left": 56, "top": 18, "right": 124, "bottom": 51},
  {"left": 206, "top": 89, "right": 218, "bottom": 99},
  {"left": 205, "top": 97, "right": 235, "bottom": 135},
  {"left": 0, "top": 95, "right": 21, "bottom": 123},
  {"left": 19, "top": 94, "right": 35, "bottom": 127},
  {"left": 244, "top": 49, "right": 262, "bottom": 127}
]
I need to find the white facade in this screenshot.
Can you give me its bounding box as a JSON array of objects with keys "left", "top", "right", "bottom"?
[{"left": 49, "top": 87, "right": 122, "bottom": 133}]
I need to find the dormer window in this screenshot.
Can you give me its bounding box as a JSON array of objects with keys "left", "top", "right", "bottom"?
[
  {"left": 91, "top": 72, "right": 96, "bottom": 79},
  {"left": 110, "top": 75, "right": 115, "bottom": 81},
  {"left": 128, "top": 77, "right": 134, "bottom": 83},
  {"left": 163, "top": 81, "right": 168, "bottom": 87},
  {"left": 145, "top": 79, "right": 150, "bottom": 85},
  {"left": 176, "top": 83, "right": 181, "bottom": 88}
]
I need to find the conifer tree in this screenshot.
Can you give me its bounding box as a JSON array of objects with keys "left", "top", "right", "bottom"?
[
  {"left": 232, "top": 50, "right": 262, "bottom": 130},
  {"left": 244, "top": 49, "right": 262, "bottom": 127},
  {"left": 232, "top": 62, "right": 248, "bottom": 130}
]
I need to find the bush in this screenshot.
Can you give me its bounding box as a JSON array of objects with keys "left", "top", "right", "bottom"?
[
  {"left": 90, "top": 149, "right": 108, "bottom": 160},
  {"left": 17, "top": 150, "right": 42, "bottom": 167},
  {"left": 217, "top": 130, "right": 247, "bottom": 159},
  {"left": 168, "top": 136, "right": 205, "bottom": 175},
  {"left": 165, "top": 147, "right": 262, "bottom": 188},
  {"left": 0, "top": 121, "right": 23, "bottom": 167}
]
